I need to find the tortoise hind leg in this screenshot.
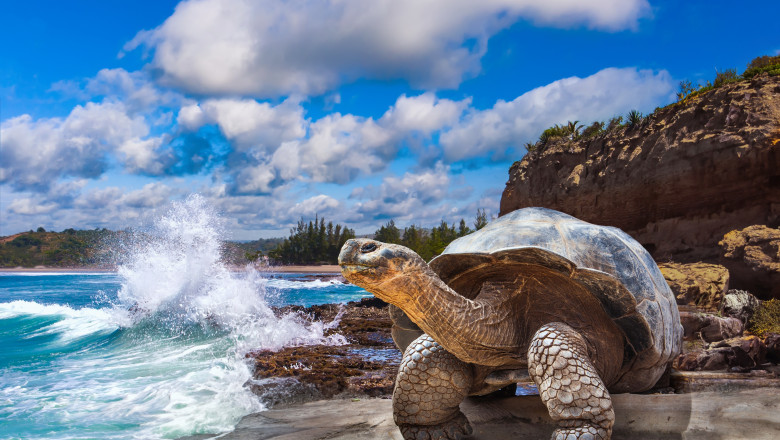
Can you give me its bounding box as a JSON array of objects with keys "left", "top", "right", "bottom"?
[
  {"left": 528, "top": 323, "right": 615, "bottom": 440},
  {"left": 394, "top": 334, "right": 473, "bottom": 440}
]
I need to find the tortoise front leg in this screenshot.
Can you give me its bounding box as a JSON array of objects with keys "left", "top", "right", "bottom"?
[
  {"left": 394, "top": 334, "right": 473, "bottom": 440},
  {"left": 528, "top": 323, "right": 615, "bottom": 440}
]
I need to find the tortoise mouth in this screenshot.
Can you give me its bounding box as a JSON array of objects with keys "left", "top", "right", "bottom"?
[{"left": 339, "top": 263, "right": 379, "bottom": 273}]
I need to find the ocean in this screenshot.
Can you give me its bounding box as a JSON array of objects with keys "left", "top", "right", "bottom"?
[{"left": 0, "top": 196, "right": 371, "bottom": 440}]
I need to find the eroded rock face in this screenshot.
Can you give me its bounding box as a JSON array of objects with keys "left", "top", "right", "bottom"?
[
  {"left": 719, "top": 225, "right": 780, "bottom": 299},
  {"left": 500, "top": 75, "right": 780, "bottom": 264},
  {"left": 658, "top": 263, "right": 729, "bottom": 310}
]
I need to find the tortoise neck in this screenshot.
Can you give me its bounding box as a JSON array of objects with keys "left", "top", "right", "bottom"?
[{"left": 395, "top": 265, "right": 521, "bottom": 367}]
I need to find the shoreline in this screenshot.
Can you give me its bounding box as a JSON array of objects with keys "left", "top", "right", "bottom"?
[{"left": 0, "top": 264, "right": 343, "bottom": 274}]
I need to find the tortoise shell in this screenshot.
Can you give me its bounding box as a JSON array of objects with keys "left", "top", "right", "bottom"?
[{"left": 428, "top": 207, "right": 682, "bottom": 392}]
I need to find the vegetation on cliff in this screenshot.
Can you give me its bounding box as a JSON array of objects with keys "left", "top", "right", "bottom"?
[{"left": 523, "top": 54, "right": 780, "bottom": 156}]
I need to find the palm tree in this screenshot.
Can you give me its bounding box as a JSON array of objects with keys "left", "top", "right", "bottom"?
[{"left": 565, "top": 120, "right": 583, "bottom": 139}]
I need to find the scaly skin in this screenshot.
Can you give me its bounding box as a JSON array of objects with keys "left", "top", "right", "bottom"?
[
  {"left": 394, "top": 334, "right": 473, "bottom": 440},
  {"left": 528, "top": 323, "right": 615, "bottom": 440}
]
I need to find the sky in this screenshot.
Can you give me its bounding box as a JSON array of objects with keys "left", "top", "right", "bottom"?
[{"left": 1, "top": 0, "right": 778, "bottom": 240}]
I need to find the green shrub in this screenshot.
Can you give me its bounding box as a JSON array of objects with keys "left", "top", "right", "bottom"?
[
  {"left": 606, "top": 116, "right": 623, "bottom": 132},
  {"left": 626, "top": 110, "right": 643, "bottom": 129},
  {"left": 581, "top": 121, "right": 605, "bottom": 138},
  {"left": 749, "top": 299, "right": 780, "bottom": 337},
  {"left": 746, "top": 54, "right": 780, "bottom": 71},
  {"left": 677, "top": 80, "right": 696, "bottom": 101},
  {"left": 713, "top": 68, "right": 739, "bottom": 87}
]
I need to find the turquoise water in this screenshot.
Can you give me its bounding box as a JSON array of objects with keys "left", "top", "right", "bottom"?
[{"left": 0, "top": 197, "right": 371, "bottom": 440}]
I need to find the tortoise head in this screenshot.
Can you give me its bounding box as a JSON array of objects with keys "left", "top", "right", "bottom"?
[{"left": 338, "top": 238, "right": 429, "bottom": 305}]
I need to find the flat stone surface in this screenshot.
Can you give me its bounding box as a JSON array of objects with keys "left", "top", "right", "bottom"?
[{"left": 184, "top": 388, "right": 780, "bottom": 440}]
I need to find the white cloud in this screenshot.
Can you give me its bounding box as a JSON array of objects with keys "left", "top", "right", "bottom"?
[
  {"left": 120, "top": 182, "right": 177, "bottom": 208},
  {"left": 439, "top": 67, "right": 675, "bottom": 161},
  {"left": 0, "top": 102, "right": 151, "bottom": 191},
  {"left": 86, "top": 68, "right": 183, "bottom": 113},
  {"left": 127, "top": 0, "right": 650, "bottom": 97},
  {"left": 177, "top": 97, "right": 305, "bottom": 152},
  {"left": 7, "top": 198, "right": 59, "bottom": 215},
  {"left": 222, "top": 93, "right": 468, "bottom": 194},
  {"left": 351, "top": 163, "right": 455, "bottom": 221}
]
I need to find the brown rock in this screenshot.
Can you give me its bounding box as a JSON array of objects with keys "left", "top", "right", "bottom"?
[
  {"left": 500, "top": 75, "right": 780, "bottom": 263},
  {"left": 700, "top": 316, "right": 743, "bottom": 343},
  {"left": 765, "top": 333, "right": 780, "bottom": 363},
  {"left": 678, "top": 311, "right": 742, "bottom": 342},
  {"left": 658, "top": 262, "right": 729, "bottom": 310},
  {"left": 712, "top": 335, "right": 767, "bottom": 368},
  {"left": 719, "top": 225, "right": 780, "bottom": 299},
  {"left": 679, "top": 311, "right": 709, "bottom": 340},
  {"left": 675, "top": 335, "right": 766, "bottom": 371}
]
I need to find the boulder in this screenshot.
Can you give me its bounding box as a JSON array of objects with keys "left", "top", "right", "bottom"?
[
  {"left": 720, "top": 289, "right": 763, "bottom": 323},
  {"left": 679, "top": 311, "right": 743, "bottom": 342},
  {"left": 700, "top": 316, "right": 743, "bottom": 343},
  {"left": 719, "top": 225, "right": 780, "bottom": 299},
  {"left": 658, "top": 262, "right": 730, "bottom": 310}
]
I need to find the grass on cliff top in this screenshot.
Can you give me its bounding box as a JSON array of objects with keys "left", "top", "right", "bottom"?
[{"left": 521, "top": 54, "right": 780, "bottom": 159}]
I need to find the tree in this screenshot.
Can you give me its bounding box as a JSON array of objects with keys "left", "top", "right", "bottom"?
[
  {"left": 374, "top": 220, "right": 401, "bottom": 244},
  {"left": 474, "top": 209, "right": 488, "bottom": 230},
  {"left": 269, "top": 217, "right": 354, "bottom": 264}
]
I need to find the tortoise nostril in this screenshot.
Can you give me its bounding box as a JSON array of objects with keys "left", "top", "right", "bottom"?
[{"left": 360, "top": 243, "right": 378, "bottom": 253}]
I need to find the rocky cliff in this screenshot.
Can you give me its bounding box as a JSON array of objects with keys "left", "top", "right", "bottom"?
[{"left": 500, "top": 74, "right": 780, "bottom": 263}]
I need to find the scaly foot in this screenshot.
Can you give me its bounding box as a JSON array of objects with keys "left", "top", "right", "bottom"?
[{"left": 528, "top": 322, "right": 614, "bottom": 440}]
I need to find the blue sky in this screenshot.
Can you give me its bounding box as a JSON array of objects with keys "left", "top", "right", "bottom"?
[{"left": 1, "top": 0, "right": 778, "bottom": 239}]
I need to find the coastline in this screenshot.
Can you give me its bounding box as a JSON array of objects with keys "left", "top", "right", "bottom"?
[{"left": 0, "top": 264, "right": 343, "bottom": 274}]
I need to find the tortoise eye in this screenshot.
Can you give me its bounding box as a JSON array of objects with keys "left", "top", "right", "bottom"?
[{"left": 360, "top": 243, "right": 378, "bottom": 253}]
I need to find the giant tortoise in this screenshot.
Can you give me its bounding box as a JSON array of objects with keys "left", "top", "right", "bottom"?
[{"left": 338, "top": 207, "right": 682, "bottom": 440}]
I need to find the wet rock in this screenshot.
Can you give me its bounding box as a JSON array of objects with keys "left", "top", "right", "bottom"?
[
  {"left": 659, "top": 262, "right": 730, "bottom": 310},
  {"left": 247, "top": 299, "right": 399, "bottom": 407},
  {"left": 719, "top": 225, "right": 780, "bottom": 299},
  {"left": 720, "top": 289, "right": 763, "bottom": 323}
]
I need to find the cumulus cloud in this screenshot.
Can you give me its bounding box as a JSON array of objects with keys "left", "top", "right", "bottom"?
[
  {"left": 177, "top": 97, "right": 305, "bottom": 152},
  {"left": 439, "top": 67, "right": 675, "bottom": 161},
  {"left": 127, "top": 0, "right": 650, "bottom": 97},
  {"left": 218, "top": 93, "right": 468, "bottom": 194},
  {"left": 0, "top": 102, "right": 150, "bottom": 191},
  {"left": 51, "top": 68, "right": 184, "bottom": 114},
  {"left": 350, "top": 163, "right": 455, "bottom": 222}
]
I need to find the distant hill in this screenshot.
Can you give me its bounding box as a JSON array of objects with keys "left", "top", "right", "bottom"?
[
  {"left": 0, "top": 228, "right": 290, "bottom": 268},
  {"left": 0, "top": 228, "right": 120, "bottom": 268}
]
